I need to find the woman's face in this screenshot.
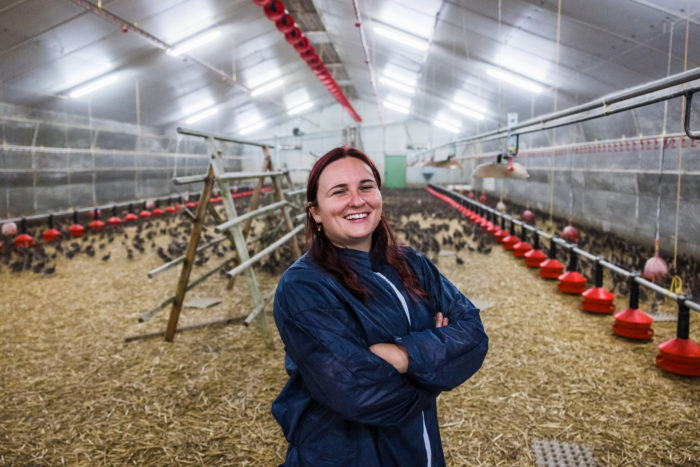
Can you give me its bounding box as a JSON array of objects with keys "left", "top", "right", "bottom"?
[{"left": 310, "top": 156, "right": 383, "bottom": 252}]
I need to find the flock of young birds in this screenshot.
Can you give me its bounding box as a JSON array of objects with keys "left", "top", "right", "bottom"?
[{"left": 1, "top": 188, "right": 697, "bottom": 303}]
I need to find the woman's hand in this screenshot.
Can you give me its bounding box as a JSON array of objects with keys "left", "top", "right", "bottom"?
[
  {"left": 435, "top": 312, "right": 449, "bottom": 328},
  {"left": 369, "top": 343, "right": 409, "bottom": 374}
]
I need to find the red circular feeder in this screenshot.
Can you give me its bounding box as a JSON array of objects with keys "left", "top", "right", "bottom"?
[
  {"left": 502, "top": 234, "right": 520, "bottom": 250},
  {"left": 43, "top": 215, "right": 61, "bottom": 243},
  {"left": 275, "top": 13, "right": 295, "bottom": 33},
  {"left": 524, "top": 248, "right": 547, "bottom": 267},
  {"left": 558, "top": 271, "right": 587, "bottom": 294},
  {"left": 14, "top": 233, "right": 34, "bottom": 248},
  {"left": 612, "top": 276, "right": 653, "bottom": 340},
  {"left": 581, "top": 261, "right": 615, "bottom": 314},
  {"left": 263, "top": 0, "right": 285, "bottom": 21},
  {"left": 479, "top": 193, "right": 487, "bottom": 204},
  {"left": 152, "top": 207, "right": 164, "bottom": 216},
  {"left": 494, "top": 229, "right": 508, "bottom": 243},
  {"left": 512, "top": 241, "right": 532, "bottom": 258},
  {"left": 656, "top": 299, "right": 700, "bottom": 376},
  {"left": 165, "top": 206, "right": 176, "bottom": 214},
  {"left": 124, "top": 213, "right": 137, "bottom": 223},
  {"left": 186, "top": 201, "right": 197, "bottom": 209},
  {"left": 486, "top": 223, "right": 498, "bottom": 235},
  {"left": 539, "top": 239, "right": 564, "bottom": 278},
  {"left": 68, "top": 212, "right": 85, "bottom": 238},
  {"left": 139, "top": 210, "right": 152, "bottom": 219},
  {"left": 89, "top": 219, "right": 105, "bottom": 232},
  {"left": 522, "top": 208, "right": 534, "bottom": 223},
  {"left": 467, "top": 191, "right": 474, "bottom": 199}
]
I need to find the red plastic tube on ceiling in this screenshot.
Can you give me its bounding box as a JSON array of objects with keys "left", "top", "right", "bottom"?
[{"left": 253, "top": 0, "right": 361, "bottom": 122}]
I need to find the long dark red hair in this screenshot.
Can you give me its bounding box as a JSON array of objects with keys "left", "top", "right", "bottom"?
[{"left": 305, "top": 146, "right": 427, "bottom": 302}]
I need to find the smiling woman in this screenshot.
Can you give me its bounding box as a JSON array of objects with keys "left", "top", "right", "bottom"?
[{"left": 271, "top": 146, "right": 489, "bottom": 466}]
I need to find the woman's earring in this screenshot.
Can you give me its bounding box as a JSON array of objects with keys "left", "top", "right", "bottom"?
[{"left": 316, "top": 222, "right": 323, "bottom": 232}]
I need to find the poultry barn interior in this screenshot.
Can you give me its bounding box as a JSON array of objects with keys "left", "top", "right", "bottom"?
[{"left": 1, "top": 0, "right": 699, "bottom": 465}]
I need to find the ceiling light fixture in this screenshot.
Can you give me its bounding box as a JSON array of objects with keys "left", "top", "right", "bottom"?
[
  {"left": 379, "top": 76, "right": 415, "bottom": 95},
  {"left": 184, "top": 107, "right": 218, "bottom": 124},
  {"left": 68, "top": 74, "right": 119, "bottom": 98},
  {"left": 433, "top": 119, "right": 461, "bottom": 134},
  {"left": 383, "top": 100, "right": 410, "bottom": 114},
  {"left": 487, "top": 68, "right": 543, "bottom": 93},
  {"left": 449, "top": 103, "right": 485, "bottom": 120},
  {"left": 251, "top": 78, "right": 284, "bottom": 97},
  {"left": 287, "top": 101, "right": 314, "bottom": 115},
  {"left": 166, "top": 30, "right": 221, "bottom": 57},
  {"left": 374, "top": 25, "right": 429, "bottom": 51},
  {"left": 239, "top": 121, "right": 264, "bottom": 135}
]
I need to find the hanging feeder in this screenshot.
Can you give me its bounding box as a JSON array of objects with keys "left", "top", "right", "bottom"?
[
  {"left": 539, "top": 238, "right": 565, "bottom": 279},
  {"left": 494, "top": 216, "right": 508, "bottom": 243},
  {"left": 479, "top": 192, "right": 487, "bottom": 204},
  {"left": 13, "top": 218, "right": 34, "bottom": 249},
  {"left": 107, "top": 205, "right": 122, "bottom": 226},
  {"left": 524, "top": 232, "right": 547, "bottom": 267},
  {"left": 522, "top": 206, "right": 534, "bottom": 224},
  {"left": 581, "top": 259, "right": 615, "bottom": 314},
  {"left": 512, "top": 224, "right": 532, "bottom": 258},
  {"left": 42, "top": 214, "right": 61, "bottom": 243},
  {"left": 275, "top": 13, "right": 295, "bottom": 34},
  {"left": 496, "top": 199, "right": 506, "bottom": 212},
  {"left": 263, "top": 0, "right": 285, "bottom": 21},
  {"left": 643, "top": 239, "right": 668, "bottom": 282},
  {"left": 139, "top": 201, "right": 152, "bottom": 219},
  {"left": 501, "top": 219, "right": 520, "bottom": 250},
  {"left": 68, "top": 211, "right": 85, "bottom": 238},
  {"left": 152, "top": 200, "right": 164, "bottom": 216},
  {"left": 557, "top": 246, "right": 587, "bottom": 294},
  {"left": 612, "top": 274, "right": 654, "bottom": 340},
  {"left": 562, "top": 220, "right": 578, "bottom": 243},
  {"left": 124, "top": 204, "right": 137, "bottom": 223},
  {"left": 89, "top": 208, "right": 105, "bottom": 232},
  {"left": 656, "top": 297, "right": 700, "bottom": 376},
  {"left": 468, "top": 190, "right": 475, "bottom": 199}
]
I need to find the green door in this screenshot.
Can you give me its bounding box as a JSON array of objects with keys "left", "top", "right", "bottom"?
[{"left": 384, "top": 154, "right": 406, "bottom": 188}]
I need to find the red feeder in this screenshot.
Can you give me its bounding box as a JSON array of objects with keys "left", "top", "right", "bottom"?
[
  {"left": 186, "top": 201, "right": 197, "bottom": 209},
  {"left": 557, "top": 248, "right": 587, "bottom": 294},
  {"left": 613, "top": 275, "right": 654, "bottom": 340},
  {"left": 655, "top": 298, "right": 700, "bottom": 376},
  {"left": 524, "top": 248, "right": 547, "bottom": 267},
  {"left": 502, "top": 233, "right": 520, "bottom": 250},
  {"left": 479, "top": 193, "right": 487, "bottom": 204},
  {"left": 512, "top": 241, "right": 532, "bottom": 258},
  {"left": 42, "top": 215, "right": 61, "bottom": 243},
  {"left": 263, "top": 0, "right": 285, "bottom": 21},
  {"left": 582, "top": 260, "right": 615, "bottom": 314},
  {"left": 284, "top": 27, "right": 302, "bottom": 44},
  {"left": 139, "top": 202, "right": 151, "bottom": 219},
  {"left": 165, "top": 206, "right": 176, "bottom": 214},
  {"left": 275, "top": 13, "right": 295, "bottom": 34},
  {"left": 14, "top": 219, "right": 34, "bottom": 249},
  {"left": 494, "top": 226, "right": 508, "bottom": 243},
  {"left": 522, "top": 207, "right": 534, "bottom": 224},
  {"left": 539, "top": 239, "right": 565, "bottom": 279},
  {"left": 253, "top": 0, "right": 273, "bottom": 6},
  {"left": 152, "top": 208, "right": 164, "bottom": 216},
  {"left": 68, "top": 211, "right": 85, "bottom": 238},
  {"left": 89, "top": 209, "right": 104, "bottom": 232}
]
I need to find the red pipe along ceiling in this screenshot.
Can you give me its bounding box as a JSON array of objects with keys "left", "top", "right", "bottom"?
[{"left": 253, "top": 0, "right": 362, "bottom": 122}]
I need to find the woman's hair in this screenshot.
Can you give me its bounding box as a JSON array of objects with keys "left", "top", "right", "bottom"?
[{"left": 305, "top": 146, "right": 427, "bottom": 302}]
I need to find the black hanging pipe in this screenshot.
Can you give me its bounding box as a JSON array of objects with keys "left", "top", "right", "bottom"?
[
  {"left": 567, "top": 245, "right": 579, "bottom": 271},
  {"left": 500, "top": 215, "right": 506, "bottom": 230},
  {"left": 521, "top": 223, "right": 527, "bottom": 241},
  {"left": 112, "top": 205, "right": 118, "bottom": 216},
  {"left": 72, "top": 211, "right": 79, "bottom": 224},
  {"left": 509, "top": 218, "right": 515, "bottom": 235},
  {"left": 48, "top": 214, "right": 54, "bottom": 229},
  {"left": 594, "top": 259, "right": 604, "bottom": 288},
  {"left": 20, "top": 218, "right": 27, "bottom": 234},
  {"left": 533, "top": 232, "right": 540, "bottom": 250},
  {"left": 629, "top": 274, "right": 640, "bottom": 309},
  {"left": 93, "top": 208, "right": 100, "bottom": 219},
  {"left": 128, "top": 203, "right": 133, "bottom": 213},
  {"left": 677, "top": 297, "right": 690, "bottom": 339},
  {"left": 549, "top": 238, "right": 558, "bottom": 259}
]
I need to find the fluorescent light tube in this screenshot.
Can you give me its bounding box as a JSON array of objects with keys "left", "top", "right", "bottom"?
[
  {"left": 487, "top": 68, "right": 543, "bottom": 93},
  {"left": 166, "top": 30, "right": 221, "bottom": 57},
  {"left": 379, "top": 76, "right": 415, "bottom": 95},
  {"left": 184, "top": 107, "right": 218, "bottom": 124},
  {"left": 239, "top": 121, "right": 264, "bottom": 135},
  {"left": 374, "top": 25, "right": 429, "bottom": 51},
  {"left": 383, "top": 100, "right": 410, "bottom": 114},
  {"left": 68, "top": 74, "right": 119, "bottom": 98},
  {"left": 434, "top": 119, "right": 460, "bottom": 134},
  {"left": 287, "top": 101, "right": 314, "bottom": 115},
  {"left": 382, "top": 67, "right": 417, "bottom": 87},
  {"left": 449, "top": 103, "right": 485, "bottom": 120},
  {"left": 251, "top": 78, "right": 284, "bottom": 97}
]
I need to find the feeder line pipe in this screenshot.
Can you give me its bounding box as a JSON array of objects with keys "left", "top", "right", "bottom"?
[
  {"left": 174, "top": 170, "right": 286, "bottom": 185},
  {"left": 226, "top": 223, "right": 304, "bottom": 278},
  {"left": 177, "top": 127, "right": 275, "bottom": 149},
  {"left": 415, "top": 67, "right": 700, "bottom": 157},
  {"left": 430, "top": 183, "right": 700, "bottom": 313},
  {"left": 244, "top": 289, "right": 276, "bottom": 326}
]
